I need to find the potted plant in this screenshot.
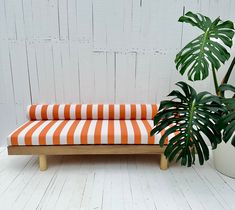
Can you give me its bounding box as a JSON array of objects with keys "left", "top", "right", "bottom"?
[
  {"left": 151, "top": 11, "right": 235, "bottom": 175},
  {"left": 214, "top": 83, "right": 235, "bottom": 177}
]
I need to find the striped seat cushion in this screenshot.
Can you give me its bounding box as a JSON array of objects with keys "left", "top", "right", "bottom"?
[
  {"left": 8, "top": 120, "right": 173, "bottom": 145},
  {"left": 28, "top": 104, "right": 158, "bottom": 120}
]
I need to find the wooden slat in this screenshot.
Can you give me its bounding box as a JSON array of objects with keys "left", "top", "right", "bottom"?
[{"left": 8, "top": 145, "right": 166, "bottom": 155}]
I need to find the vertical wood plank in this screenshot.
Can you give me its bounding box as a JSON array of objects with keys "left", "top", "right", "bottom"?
[
  {"left": 34, "top": 41, "right": 56, "bottom": 103},
  {"left": 78, "top": 46, "right": 95, "bottom": 103},
  {"left": 116, "top": 52, "right": 136, "bottom": 103},
  {"left": 93, "top": 52, "right": 115, "bottom": 103},
  {"left": 0, "top": 40, "right": 18, "bottom": 145},
  {"left": 8, "top": 41, "right": 31, "bottom": 123}
]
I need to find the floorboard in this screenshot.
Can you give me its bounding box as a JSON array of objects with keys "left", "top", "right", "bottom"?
[{"left": 0, "top": 147, "right": 235, "bottom": 210}]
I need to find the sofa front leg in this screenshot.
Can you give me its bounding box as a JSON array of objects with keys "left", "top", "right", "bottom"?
[
  {"left": 160, "top": 154, "right": 168, "bottom": 170},
  {"left": 39, "top": 155, "right": 48, "bottom": 171}
]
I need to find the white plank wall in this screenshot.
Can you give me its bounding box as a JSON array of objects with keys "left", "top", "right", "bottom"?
[{"left": 0, "top": 0, "right": 235, "bottom": 145}]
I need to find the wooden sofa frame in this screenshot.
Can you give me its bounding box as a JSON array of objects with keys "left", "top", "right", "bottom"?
[{"left": 8, "top": 145, "right": 168, "bottom": 171}]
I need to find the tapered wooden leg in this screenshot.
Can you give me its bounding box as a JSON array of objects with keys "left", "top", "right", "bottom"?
[
  {"left": 160, "top": 154, "right": 168, "bottom": 170},
  {"left": 39, "top": 155, "right": 48, "bottom": 171}
]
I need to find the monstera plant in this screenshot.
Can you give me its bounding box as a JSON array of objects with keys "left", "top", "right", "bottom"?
[
  {"left": 151, "top": 82, "right": 222, "bottom": 166},
  {"left": 151, "top": 11, "right": 235, "bottom": 167},
  {"left": 217, "top": 84, "right": 235, "bottom": 146},
  {"left": 175, "top": 12, "right": 235, "bottom": 94}
]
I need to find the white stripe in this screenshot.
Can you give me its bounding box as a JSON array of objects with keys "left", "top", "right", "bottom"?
[
  {"left": 45, "top": 120, "right": 64, "bottom": 145},
  {"left": 58, "top": 105, "right": 65, "bottom": 119},
  {"left": 100, "top": 120, "right": 108, "bottom": 144},
  {"left": 31, "top": 121, "right": 51, "bottom": 145},
  {"left": 146, "top": 104, "right": 152, "bottom": 119},
  {"left": 59, "top": 120, "right": 74, "bottom": 144},
  {"left": 137, "top": 120, "right": 148, "bottom": 144},
  {"left": 125, "top": 104, "right": 131, "bottom": 119},
  {"left": 70, "top": 104, "right": 76, "bottom": 119},
  {"left": 87, "top": 120, "right": 97, "bottom": 144},
  {"left": 47, "top": 105, "right": 54, "bottom": 119},
  {"left": 103, "top": 104, "right": 109, "bottom": 119},
  {"left": 125, "top": 120, "right": 135, "bottom": 144},
  {"left": 73, "top": 120, "right": 86, "bottom": 144},
  {"left": 148, "top": 119, "right": 160, "bottom": 144},
  {"left": 147, "top": 120, "right": 156, "bottom": 144},
  {"left": 114, "top": 120, "right": 121, "bottom": 144},
  {"left": 81, "top": 104, "right": 87, "bottom": 119},
  {"left": 7, "top": 121, "right": 33, "bottom": 145},
  {"left": 136, "top": 104, "right": 141, "bottom": 119},
  {"left": 147, "top": 119, "right": 154, "bottom": 127},
  {"left": 92, "top": 104, "right": 98, "bottom": 119},
  {"left": 26, "top": 105, "right": 31, "bottom": 120},
  {"left": 35, "top": 105, "right": 43, "bottom": 120},
  {"left": 114, "top": 104, "right": 120, "bottom": 120},
  {"left": 17, "top": 121, "right": 41, "bottom": 145}
]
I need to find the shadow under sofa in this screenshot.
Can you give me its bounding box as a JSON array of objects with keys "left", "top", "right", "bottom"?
[{"left": 7, "top": 104, "right": 171, "bottom": 171}]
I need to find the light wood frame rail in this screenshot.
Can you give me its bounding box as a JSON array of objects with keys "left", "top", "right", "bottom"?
[{"left": 8, "top": 145, "right": 168, "bottom": 171}]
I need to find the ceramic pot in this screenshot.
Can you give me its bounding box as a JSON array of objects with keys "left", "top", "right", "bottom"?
[{"left": 213, "top": 141, "right": 235, "bottom": 178}]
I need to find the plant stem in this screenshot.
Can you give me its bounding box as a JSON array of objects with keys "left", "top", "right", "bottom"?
[
  {"left": 212, "top": 66, "right": 220, "bottom": 96},
  {"left": 221, "top": 56, "right": 235, "bottom": 85}
]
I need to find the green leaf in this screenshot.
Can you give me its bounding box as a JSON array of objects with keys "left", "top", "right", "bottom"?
[
  {"left": 151, "top": 82, "right": 222, "bottom": 166},
  {"left": 219, "top": 84, "right": 235, "bottom": 93},
  {"left": 175, "top": 12, "right": 235, "bottom": 81}
]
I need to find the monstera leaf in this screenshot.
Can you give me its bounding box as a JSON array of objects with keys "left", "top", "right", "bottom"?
[
  {"left": 151, "top": 82, "right": 222, "bottom": 167},
  {"left": 217, "top": 84, "right": 235, "bottom": 146},
  {"left": 175, "top": 12, "right": 234, "bottom": 81}
]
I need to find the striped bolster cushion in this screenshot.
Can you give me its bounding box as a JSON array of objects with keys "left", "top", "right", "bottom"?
[{"left": 28, "top": 104, "right": 158, "bottom": 120}]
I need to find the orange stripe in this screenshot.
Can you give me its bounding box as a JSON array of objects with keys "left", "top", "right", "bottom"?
[
  {"left": 120, "top": 120, "right": 128, "bottom": 144},
  {"left": 131, "top": 104, "right": 136, "bottom": 119},
  {"left": 98, "top": 104, "right": 103, "bottom": 119},
  {"left": 108, "top": 120, "right": 114, "bottom": 144},
  {"left": 152, "top": 104, "right": 158, "bottom": 119},
  {"left": 29, "top": 105, "right": 37, "bottom": 120},
  {"left": 120, "top": 104, "right": 125, "bottom": 119},
  {"left": 41, "top": 105, "right": 48, "bottom": 120},
  {"left": 64, "top": 104, "right": 71, "bottom": 120},
  {"left": 109, "top": 104, "right": 114, "bottom": 119},
  {"left": 131, "top": 120, "right": 141, "bottom": 144},
  {"left": 75, "top": 104, "right": 82, "bottom": 119},
  {"left": 38, "top": 121, "right": 57, "bottom": 145},
  {"left": 80, "top": 120, "right": 92, "bottom": 144},
  {"left": 10, "top": 121, "right": 34, "bottom": 145},
  {"left": 142, "top": 120, "right": 155, "bottom": 144},
  {"left": 25, "top": 121, "right": 45, "bottom": 145},
  {"left": 53, "top": 121, "right": 68, "bottom": 145},
  {"left": 87, "top": 104, "right": 93, "bottom": 119},
  {"left": 141, "top": 104, "right": 147, "bottom": 120},
  {"left": 53, "top": 105, "right": 59, "bottom": 119},
  {"left": 94, "top": 120, "right": 103, "bottom": 144},
  {"left": 67, "top": 120, "right": 80, "bottom": 144}
]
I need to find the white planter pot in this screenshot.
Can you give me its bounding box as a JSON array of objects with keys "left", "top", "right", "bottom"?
[{"left": 213, "top": 141, "right": 235, "bottom": 178}]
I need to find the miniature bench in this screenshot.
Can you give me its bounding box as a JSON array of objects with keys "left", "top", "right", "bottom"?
[{"left": 7, "top": 104, "right": 172, "bottom": 171}]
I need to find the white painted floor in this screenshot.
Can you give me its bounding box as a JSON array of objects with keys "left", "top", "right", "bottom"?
[{"left": 0, "top": 147, "right": 235, "bottom": 210}]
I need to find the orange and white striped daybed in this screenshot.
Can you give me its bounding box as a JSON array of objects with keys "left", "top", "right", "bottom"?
[{"left": 7, "top": 104, "right": 171, "bottom": 171}]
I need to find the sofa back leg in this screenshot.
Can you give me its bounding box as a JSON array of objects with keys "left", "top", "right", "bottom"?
[
  {"left": 39, "top": 155, "right": 48, "bottom": 171},
  {"left": 160, "top": 154, "right": 168, "bottom": 170}
]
